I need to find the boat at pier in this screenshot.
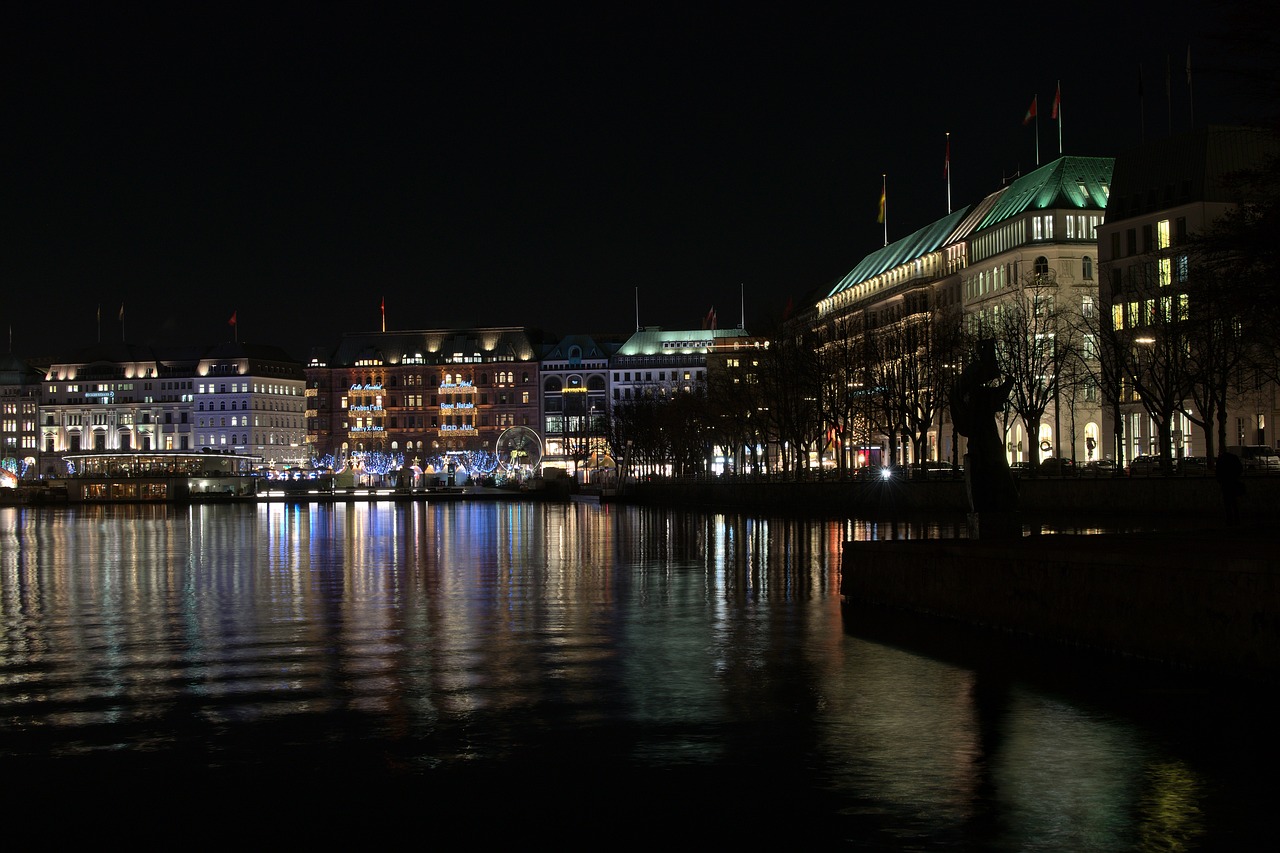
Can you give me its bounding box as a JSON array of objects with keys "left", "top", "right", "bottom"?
[{"left": 45, "top": 450, "right": 264, "bottom": 503}]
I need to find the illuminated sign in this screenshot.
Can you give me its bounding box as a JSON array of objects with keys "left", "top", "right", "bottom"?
[
  {"left": 86, "top": 391, "right": 115, "bottom": 401},
  {"left": 439, "top": 402, "right": 475, "bottom": 410},
  {"left": 439, "top": 381, "right": 474, "bottom": 390},
  {"left": 349, "top": 383, "right": 383, "bottom": 391},
  {"left": 662, "top": 340, "right": 712, "bottom": 350}
]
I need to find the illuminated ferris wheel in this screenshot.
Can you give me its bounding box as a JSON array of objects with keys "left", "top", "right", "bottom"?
[{"left": 494, "top": 426, "right": 543, "bottom": 473}]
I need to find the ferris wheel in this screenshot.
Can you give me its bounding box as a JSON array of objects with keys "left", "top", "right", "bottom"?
[{"left": 495, "top": 425, "right": 543, "bottom": 473}]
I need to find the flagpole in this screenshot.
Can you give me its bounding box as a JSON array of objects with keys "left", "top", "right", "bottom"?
[
  {"left": 1139, "top": 64, "right": 1145, "bottom": 144},
  {"left": 739, "top": 282, "right": 745, "bottom": 330},
  {"left": 1166, "top": 54, "right": 1173, "bottom": 136},
  {"left": 1187, "top": 45, "right": 1194, "bottom": 130},
  {"left": 1023, "top": 96, "right": 1039, "bottom": 165},
  {"left": 1056, "top": 82, "right": 1063, "bottom": 155},
  {"left": 635, "top": 287, "right": 640, "bottom": 332},
  {"left": 881, "top": 174, "right": 887, "bottom": 247},
  {"left": 945, "top": 132, "right": 952, "bottom": 214},
  {"left": 97, "top": 304, "right": 101, "bottom": 343}
]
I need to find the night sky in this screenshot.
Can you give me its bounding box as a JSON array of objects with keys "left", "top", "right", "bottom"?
[{"left": 5, "top": 3, "right": 1269, "bottom": 360}]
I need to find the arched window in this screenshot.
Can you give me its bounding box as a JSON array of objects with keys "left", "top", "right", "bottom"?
[
  {"left": 1034, "top": 256, "right": 1049, "bottom": 276},
  {"left": 1082, "top": 256, "right": 1094, "bottom": 280},
  {"left": 545, "top": 377, "right": 563, "bottom": 392}
]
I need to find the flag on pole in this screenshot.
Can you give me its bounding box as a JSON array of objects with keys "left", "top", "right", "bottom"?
[
  {"left": 944, "top": 136, "right": 950, "bottom": 177},
  {"left": 1051, "top": 84, "right": 1061, "bottom": 119},
  {"left": 705, "top": 306, "right": 717, "bottom": 331},
  {"left": 877, "top": 179, "right": 886, "bottom": 223},
  {"left": 119, "top": 304, "right": 124, "bottom": 321},
  {"left": 1023, "top": 96, "right": 1038, "bottom": 126},
  {"left": 228, "top": 311, "right": 237, "bottom": 326},
  {"left": 1186, "top": 45, "right": 1192, "bottom": 84}
]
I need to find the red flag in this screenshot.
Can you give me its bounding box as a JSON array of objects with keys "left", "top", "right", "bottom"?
[
  {"left": 705, "top": 305, "right": 717, "bottom": 331},
  {"left": 228, "top": 311, "right": 237, "bottom": 326},
  {"left": 1051, "top": 84, "right": 1061, "bottom": 119},
  {"left": 1023, "top": 95, "right": 1037, "bottom": 125}
]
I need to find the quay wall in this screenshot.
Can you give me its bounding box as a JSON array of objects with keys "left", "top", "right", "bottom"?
[
  {"left": 624, "top": 474, "right": 1280, "bottom": 519},
  {"left": 839, "top": 535, "right": 1279, "bottom": 681}
]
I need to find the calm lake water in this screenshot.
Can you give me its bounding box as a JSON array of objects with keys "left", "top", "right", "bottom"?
[{"left": 0, "top": 500, "right": 1270, "bottom": 848}]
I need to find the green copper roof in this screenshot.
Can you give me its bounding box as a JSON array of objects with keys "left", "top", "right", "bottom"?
[
  {"left": 827, "top": 206, "right": 971, "bottom": 299},
  {"left": 976, "top": 155, "right": 1113, "bottom": 230},
  {"left": 818, "top": 156, "right": 1115, "bottom": 305},
  {"left": 616, "top": 327, "right": 752, "bottom": 356}
]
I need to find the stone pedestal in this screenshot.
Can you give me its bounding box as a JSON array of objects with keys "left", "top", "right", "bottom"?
[{"left": 967, "top": 511, "right": 1022, "bottom": 540}]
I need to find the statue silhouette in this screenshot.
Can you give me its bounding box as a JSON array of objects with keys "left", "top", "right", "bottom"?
[{"left": 951, "top": 339, "right": 1019, "bottom": 527}]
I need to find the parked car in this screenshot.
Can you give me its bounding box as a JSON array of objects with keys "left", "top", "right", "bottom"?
[
  {"left": 911, "top": 461, "right": 960, "bottom": 480},
  {"left": 1009, "top": 461, "right": 1034, "bottom": 478},
  {"left": 1177, "top": 456, "right": 1210, "bottom": 476},
  {"left": 854, "top": 465, "right": 897, "bottom": 482},
  {"left": 1038, "top": 457, "right": 1076, "bottom": 476},
  {"left": 1127, "top": 455, "right": 1171, "bottom": 476},
  {"left": 1225, "top": 445, "right": 1280, "bottom": 474},
  {"left": 1078, "top": 459, "right": 1119, "bottom": 478}
]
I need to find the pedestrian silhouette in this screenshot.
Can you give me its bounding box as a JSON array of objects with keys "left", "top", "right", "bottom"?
[{"left": 1216, "top": 451, "right": 1244, "bottom": 526}]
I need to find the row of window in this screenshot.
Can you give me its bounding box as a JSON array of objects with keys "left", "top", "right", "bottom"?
[
  {"left": 336, "top": 415, "right": 530, "bottom": 430},
  {"left": 1110, "top": 218, "right": 1187, "bottom": 258},
  {"left": 347, "top": 372, "right": 533, "bottom": 388}
]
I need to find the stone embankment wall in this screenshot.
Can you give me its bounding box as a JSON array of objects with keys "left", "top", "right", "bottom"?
[
  {"left": 624, "top": 475, "right": 1280, "bottom": 518},
  {"left": 839, "top": 534, "right": 1279, "bottom": 681}
]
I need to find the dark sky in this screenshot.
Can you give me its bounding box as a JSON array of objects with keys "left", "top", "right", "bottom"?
[{"left": 4, "top": 3, "right": 1270, "bottom": 360}]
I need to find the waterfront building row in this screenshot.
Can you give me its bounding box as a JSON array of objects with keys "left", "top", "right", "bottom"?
[
  {"left": 302, "top": 325, "right": 765, "bottom": 477},
  {"left": 792, "top": 126, "right": 1279, "bottom": 472},
  {"left": 5, "top": 343, "right": 307, "bottom": 478},
  {"left": 3, "top": 128, "right": 1276, "bottom": 483}
]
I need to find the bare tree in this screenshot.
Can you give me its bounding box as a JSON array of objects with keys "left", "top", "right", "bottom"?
[
  {"left": 1112, "top": 257, "right": 1196, "bottom": 472},
  {"left": 985, "top": 270, "right": 1077, "bottom": 467}
]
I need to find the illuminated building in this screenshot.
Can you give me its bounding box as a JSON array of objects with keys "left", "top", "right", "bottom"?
[
  {"left": 1098, "top": 126, "right": 1280, "bottom": 466},
  {"left": 539, "top": 334, "right": 621, "bottom": 476},
  {"left": 37, "top": 343, "right": 306, "bottom": 476},
  {"left": 611, "top": 326, "right": 754, "bottom": 401},
  {"left": 801, "top": 155, "right": 1113, "bottom": 470},
  {"left": 191, "top": 343, "right": 307, "bottom": 465},
  {"left": 609, "top": 326, "right": 758, "bottom": 476},
  {"left": 0, "top": 354, "right": 43, "bottom": 481},
  {"left": 306, "top": 327, "right": 543, "bottom": 468}
]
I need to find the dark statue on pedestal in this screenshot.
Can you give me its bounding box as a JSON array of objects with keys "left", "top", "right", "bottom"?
[{"left": 951, "top": 339, "right": 1020, "bottom": 538}]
